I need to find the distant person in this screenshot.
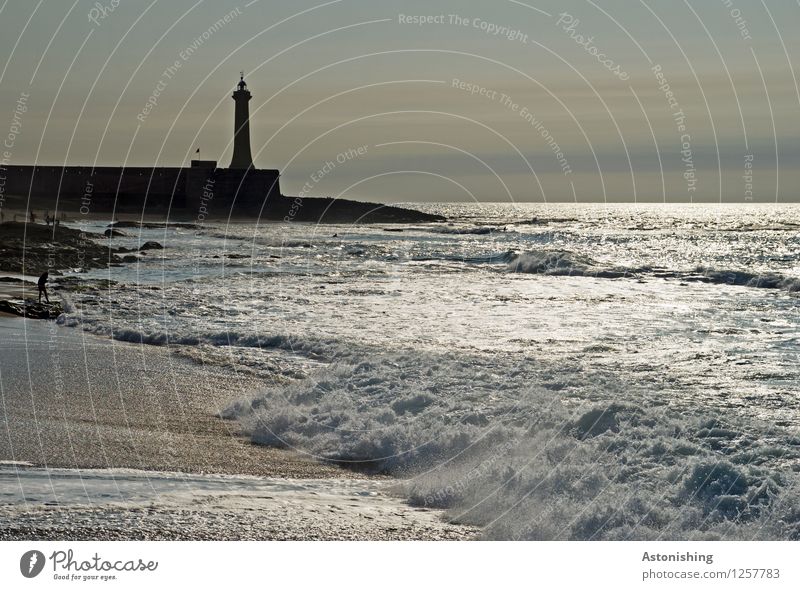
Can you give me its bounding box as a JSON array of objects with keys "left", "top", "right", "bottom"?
[
  {"left": 30, "top": 211, "right": 36, "bottom": 223},
  {"left": 37, "top": 271, "right": 50, "bottom": 304},
  {"left": 45, "top": 212, "right": 51, "bottom": 227}
]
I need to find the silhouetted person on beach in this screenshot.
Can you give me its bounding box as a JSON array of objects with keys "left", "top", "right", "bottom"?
[{"left": 38, "top": 272, "right": 49, "bottom": 304}]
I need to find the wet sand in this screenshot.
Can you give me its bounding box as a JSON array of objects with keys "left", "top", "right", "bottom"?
[
  {"left": 0, "top": 318, "right": 475, "bottom": 539},
  {"left": 0, "top": 276, "right": 36, "bottom": 302},
  {"left": 0, "top": 317, "right": 347, "bottom": 478}
]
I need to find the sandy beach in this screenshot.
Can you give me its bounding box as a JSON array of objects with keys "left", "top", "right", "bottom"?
[
  {"left": 0, "top": 316, "right": 340, "bottom": 477},
  {"left": 0, "top": 317, "right": 474, "bottom": 540}
]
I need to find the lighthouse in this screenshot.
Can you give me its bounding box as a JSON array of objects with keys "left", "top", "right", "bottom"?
[{"left": 229, "top": 73, "right": 253, "bottom": 168}]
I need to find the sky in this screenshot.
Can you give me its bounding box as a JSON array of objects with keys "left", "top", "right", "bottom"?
[{"left": 1, "top": 0, "right": 799, "bottom": 203}]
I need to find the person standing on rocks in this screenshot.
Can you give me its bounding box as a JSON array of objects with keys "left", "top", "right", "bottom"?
[{"left": 37, "top": 271, "right": 50, "bottom": 304}]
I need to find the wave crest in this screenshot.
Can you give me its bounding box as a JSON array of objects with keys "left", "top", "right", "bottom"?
[
  {"left": 503, "top": 249, "right": 800, "bottom": 292},
  {"left": 691, "top": 267, "right": 800, "bottom": 292},
  {"left": 508, "top": 250, "right": 634, "bottom": 278}
]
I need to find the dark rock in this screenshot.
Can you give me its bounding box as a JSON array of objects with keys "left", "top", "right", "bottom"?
[
  {"left": 139, "top": 241, "right": 163, "bottom": 251},
  {"left": 267, "top": 196, "right": 446, "bottom": 223},
  {"left": 0, "top": 299, "right": 63, "bottom": 319},
  {"left": 0, "top": 221, "right": 111, "bottom": 274},
  {"left": 0, "top": 276, "right": 32, "bottom": 284},
  {"left": 122, "top": 255, "right": 139, "bottom": 263},
  {"left": 104, "top": 228, "right": 126, "bottom": 237},
  {"left": 0, "top": 300, "right": 23, "bottom": 315}
]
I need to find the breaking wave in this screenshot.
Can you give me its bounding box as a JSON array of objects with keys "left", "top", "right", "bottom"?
[
  {"left": 55, "top": 316, "right": 342, "bottom": 362},
  {"left": 225, "top": 348, "right": 800, "bottom": 540},
  {"left": 687, "top": 267, "right": 800, "bottom": 292},
  {"left": 507, "top": 250, "right": 635, "bottom": 278},
  {"left": 503, "top": 249, "right": 800, "bottom": 292}
]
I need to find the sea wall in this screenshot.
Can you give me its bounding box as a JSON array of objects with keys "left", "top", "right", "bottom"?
[
  {"left": 1, "top": 165, "right": 187, "bottom": 212},
  {"left": 0, "top": 165, "right": 280, "bottom": 215},
  {"left": 185, "top": 167, "right": 281, "bottom": 217},
  {"left": 0, "top": 164, "right": 441, "bottom": 222}
]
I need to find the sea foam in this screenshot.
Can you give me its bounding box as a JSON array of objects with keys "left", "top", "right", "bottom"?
[{"left": 225, "top": 345, "right": 800, "bottom": 540}]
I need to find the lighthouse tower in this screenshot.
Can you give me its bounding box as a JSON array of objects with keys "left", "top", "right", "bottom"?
[{"left": 229, "top": 73, "right": 253, "bottom": 168}]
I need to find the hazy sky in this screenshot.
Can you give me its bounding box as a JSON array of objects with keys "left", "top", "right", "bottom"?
[{"left": 1, "top": 0, "right": 799, "bottom": 202}]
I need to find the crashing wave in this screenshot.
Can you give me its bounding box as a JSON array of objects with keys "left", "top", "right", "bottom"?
[
  {"left": 55, "top": 315, "right": 343, "bottom": 361},
  {"left": 507, "top": 249, "right": 635, "bottom": 278},
  {"left": 688, "top": 267, "right": 800, "bottom": 292},
  {"left": 225, "top": 348, "right": 800, "bottom": 540},
  {"left": 502, "top": 250, "right": 800, "bottom": 292}
]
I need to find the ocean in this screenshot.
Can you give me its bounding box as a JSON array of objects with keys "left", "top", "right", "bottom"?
[{"left": 56, "top": 203, "right": 800, "bottom": 540}]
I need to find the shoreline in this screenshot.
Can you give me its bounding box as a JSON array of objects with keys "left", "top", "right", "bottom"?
[
  {"left": 0, "top": 316, "right": 350, "bottom": 479},
  {"left": 0, "top": 317, "right": 475, "bottom": 540},
  {"left": 0, "top": 219, "right": 371, "bottom": 479},
  {"left": 0, "top": 465, "right": 476, "bottom": 541}
]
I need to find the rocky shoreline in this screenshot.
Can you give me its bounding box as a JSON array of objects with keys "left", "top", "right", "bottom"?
[
  {"left": 0, "top": 221, "right": 127, "bottom": 274},
  {"left": 264, "top": 195, "right": 446, "bottom": 223},
  {"left": 0, "top": 221, "right": 159, "bottom": 318}
]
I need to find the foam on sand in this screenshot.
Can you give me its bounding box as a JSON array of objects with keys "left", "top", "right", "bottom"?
[{"left": 0, "top": 465, "right": 475, "bottom": 540}]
